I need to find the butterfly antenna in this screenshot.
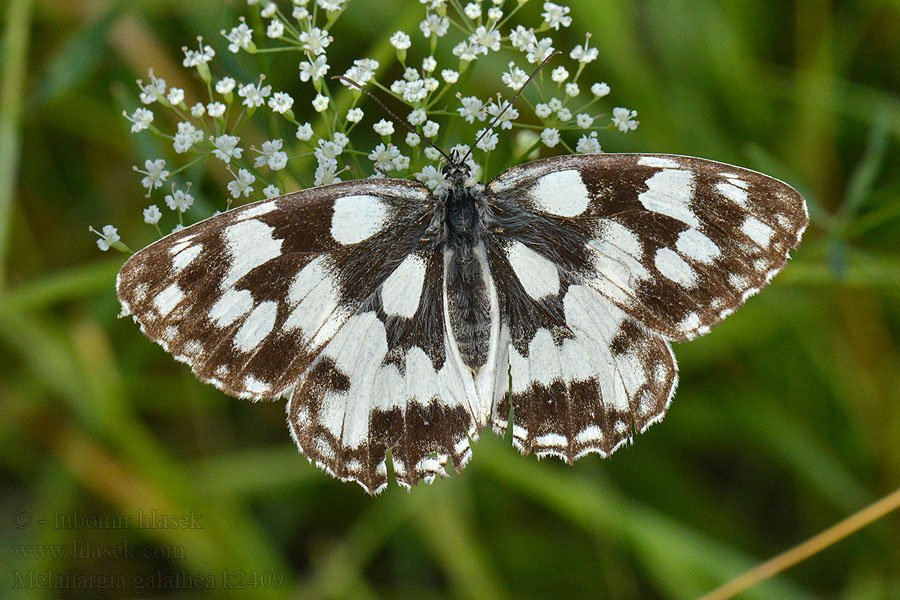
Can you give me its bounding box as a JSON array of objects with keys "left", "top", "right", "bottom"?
[
  {"left": 332, "top": 75, "right": 452, "bottom": 164},
  {"left": 462, "top": 50, "right": 562, "bottom": 165}
]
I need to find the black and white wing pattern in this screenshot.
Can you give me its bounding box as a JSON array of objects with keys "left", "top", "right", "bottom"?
[
  {"left": 118, "top": 180, "right": 479, "bottom": 494},
  {"left": 118, "top": 151, "right": 807, "bottom": 494},
  {"left": 483, "top": 153, "right": 807, "bottom": 459}
]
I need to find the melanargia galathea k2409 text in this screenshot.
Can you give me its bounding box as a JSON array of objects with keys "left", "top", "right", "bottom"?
[{"left": 117, "top": 151, "right": 808, "bottom": 494}]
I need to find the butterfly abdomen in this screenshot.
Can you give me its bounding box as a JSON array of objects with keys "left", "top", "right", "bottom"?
[{"left": 443, "top": 183, "right": 492, "bottom": 370}]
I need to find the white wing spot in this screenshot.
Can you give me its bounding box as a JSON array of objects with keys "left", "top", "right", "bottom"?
[
  {"left": 576, "top": 425, "right": 603, "bottom": 444},
  {"left": 679, "top": 312, "right": 701, "bottom": 331},
  {"left": 154, "top": 283, "right": 184, "bottom": 316},
  {"left": 233, "top": 301, "right": 278, "bottom": 353},
  {"left": 244, "top": 376, "right": 270, "bottom": 395},
  {"left": 741, "top": 216, "right": 775, "bottom": 247},
  {"left": 237, "top": 201, "right": 278, "bottom": 220},
  {"left": 654, "top": 247, "right": 697, "bottom": 287},
  {"left": 530, "top": 169, "right": 590, "bottom": 217},
  {"left": 638, "top": 156, "right": 680, "bottom": 168},
  {"left": 223, "top": 219, "right": 282, "bottom": 289},
  {"left": 209, "top": 288, "right": 255, "bottom": 327},
  {"left": 675, "top": 229, "right": 720, "bottom": 264},
  {"left": 381, "top": 254, "right": 427, "bottom": 318},
  {"left": 172, "top": 243, "right": 202, "bottom": 273},
  {"left": 507, "top": 241, "right": 559, "bottom": 300},
  {"left": 716, "top": 181, "right": 749, "bottom": 207},
  {"left": 331, "top": 194, "right": 388, "bottom": 245},
  {"left": 639, "top": 169, "right": 698, "bottom": 228},
  {"left": 285, "top": 256, "right": 343, "bottom": 346}
]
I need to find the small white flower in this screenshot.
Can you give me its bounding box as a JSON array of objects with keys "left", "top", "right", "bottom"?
[
  {"left": 92, "top": 224, "right": 120, "bottom": 251},
  {"left": 166, "top": 87, "right": 185, "bottom": 105},
  {"left": 485, "top": 101, "right": 518, "bottom": 129},
  {"left": 268, "top": 92, "right": 294, "bottom": 114},
  {"left": 420, "top": 0, "right": 446, "bottom": 8},
  {"left": 227, "top": 169, "right": 256, "bottom": 198},
  {"left": 535, "top": 102, "right": 552, "bottom": 118},
  {"left": 424, "top": 147, "right": 442, "bottom": 161},
  {"left": 570, "top": 38, "right": 599, "bottom": 64},
  {"left": 540, "top": 127, "right": 560, "bottom": 147},
  {"left": 406, "top": 132, "right": 420, "bottom": 147},
  {"left": 419, "top": 14, "right": 450, "bottom": 38},
  {"left": 296, "top": 122, "right": 314, "bottom": 140},
  {"left": 470, "top": 25, "right": 501, "bottom": 53},
  {"left": 261, "top": 3, "right": 277, "bottom": 18},
  {"left": 293, "top": 5, "right": 310, "bottom": 20},
  {"left": 143, "top": 205, "right": 162, "bottom": 225},
  {"left": 458, "top": 96, "right": 485, "bottom": 123},
  {"left": 267, "top": 19, "right": 285, "bottom": 38},
  {"left": 126, "top": 107, "right": 154, "bottom": 133},
  {"left": 318, "top": 0, "right": 346, "bottom": 11},
  {"left": 137, "top": 71, "right": 166, "bottom": 104},
  {"left": 591, "top": 82, "right": 611, "bottom": 97},
  {"left": 182, "top": 41, "right": 215, "bottom": 67},
  {"left": 551, "top": 66, "right": 569, "bottom": 83},
  {"left": 333, "top": 132, "right": 349, "bottom": 148},
  {"left": 390, "top": 31, "right": 411, "bottom": 50},
  {"left": 207, "top": 102, "right": 226, "bottom": 117},
  {"left": 576, "top": 132, "right": 601, "bottom": 154},
  {"left": 408, "top": 108, "right": 426, "bottom": 126},
  {"left": 464, "top": 2, "right": 482, "bottom": 20},
  {"left": 509, "top": 25, "right": 537, "bottom": 51},
  {"left": 190, "top": 102, "right": 205, "bottom": 117},
  {"left": 216, "top": 77, "right": 236, "bottom": 94},
  {"left": 415, "top": 165, "right": 444, "bottom": 191},
  {"left": 373, "top": 119, "right": 394, "bottom": 136},
  {"left": 422, "top": 120, "right": 439, "bottom": 137},
  {"left": 424, "top": 77, "right": 439, "bottom": 92},
  {"left": 173, "top": 122, "right": 203, "bottom": 153},
  {"left": 541, "top": 2, "right": 572, "bottom": 30},
  {"left": 502, "top": 62, "right": 528, "bottom": 90},
  {"left": 238, "top": 81, "right": 272, "bottom": 108},
  {"left": 415, "top": 165, "right": 445, "bottom": 191},
  {"left": 137, "top": 159, "right": 169, "bottom": 191},
  {"left": 299, "top": 54, "right": 330, "bottom": 82},
  {"left": 441, "top": 69, "right": 459, "bottom": 84},
  {"left": 165, "top": 188, "right": 194, "bottom": 212},
  {"left": 452, "top": 41, "right": 480, "bottom": 62},
  {"left": 314, "top": 158, "right": 340, "bottom": 186},
  {"left": 556, "top": 107, "right": 572, "bottom": 121},
  {"left": 487, "top": 6, "right": 502, "bottom": 20},
  {"left": 475, "top": 128, "right": 498, "bottom": 152},
  {"left": 346, "top": 108, "right": 364, "bottom": 123},
  {"left": 263, "top": 184, "right": 281, "bottom": 198},
  {"left": 315, "top": 139, "right": 343, "bottom": 161},
  {"left": 312, "top": 94, "right": 329, "bottom": 112},
  {"left": 565, "top": 82, "right": 579, "bottom": 97},
  {"left": 224, "top": 22, "right": 253, "bottom": 53},
  {"left": 254, "top": 139, "right": 288, "bottom": 170},
  {"left": 526, "top": 38, "right": 555, "bottom": 64},
  {"left": 422, "top": 56, "right": 437, "bottom": 73},
  {"left": 369, "top": 143, "right": 401, "bottom": 172},
  {"left": 576, "top": 113, "right": 594, "bottom": 128},
  {"left": 300, "top": 27, "right": 332, "bottom": 55},
  {"left": 171, "top": 224, "right": 184, "bottom": 233},
  {"left": 213, "top": 134, "right": 244, "bottom": 163},
  {"left": 612, "top": 107, "right": 639, "bottom": 132},
  {"left": 342, "top": 58, "right": 378, "bottom": 86}
]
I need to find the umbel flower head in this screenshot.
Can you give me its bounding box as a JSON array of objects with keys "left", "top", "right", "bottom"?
[{"left": 96, "top": 0, "right": 639, "bottom": 249}]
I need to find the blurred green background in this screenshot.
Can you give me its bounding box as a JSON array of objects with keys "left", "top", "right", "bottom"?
[{"left": 2, "top": 0, "right": 900, "bottom": 598}]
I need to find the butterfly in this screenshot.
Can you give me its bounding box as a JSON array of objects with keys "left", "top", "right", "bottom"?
[{"left": 117, "top": 150, "right": 807, "bottom": 494}]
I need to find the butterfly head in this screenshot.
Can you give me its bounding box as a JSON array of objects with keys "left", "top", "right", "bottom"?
[{"left": 442, "top": 149, "right": 471, "bottom": 188}]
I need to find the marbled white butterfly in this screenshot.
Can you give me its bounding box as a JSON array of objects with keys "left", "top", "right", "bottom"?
[{"left": 117, "top": 146, "right": 807, "bottom": 494}]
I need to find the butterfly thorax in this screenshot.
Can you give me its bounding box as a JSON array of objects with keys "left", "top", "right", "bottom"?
[{"left": 441, "top": 166, "right": 492, "bottom": 371}]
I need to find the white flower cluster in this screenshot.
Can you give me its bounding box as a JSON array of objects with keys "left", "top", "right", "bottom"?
[{"left": 103, "top": 0, "right": 639, "bottom": 250}]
